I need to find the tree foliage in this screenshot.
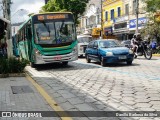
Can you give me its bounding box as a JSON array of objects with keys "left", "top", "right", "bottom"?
[
  {"left": 141, "top": 0, "right": 160, "bottom": 43},
  {"left": 144, "top": 0, "right": 160, "bottom": 13},
  {"left": 141, "top": 14, "right": 160, "bottom": 43},
  {"left": 41, "top": 0, "right": 89, "bottom": 25}
]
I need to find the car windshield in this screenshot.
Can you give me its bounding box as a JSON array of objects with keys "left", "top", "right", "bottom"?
[
  {"left": 122, "top": 40, "right": 131, "bottom": 44},
  {"left": 34, "top": 21, "right": 76, "bottom": 44},
  {"left": 99, "top": 41, "right": 120, "bottom": 48},
  {"left": 78, "top": 37, "right": 92, "bottom": 43}
]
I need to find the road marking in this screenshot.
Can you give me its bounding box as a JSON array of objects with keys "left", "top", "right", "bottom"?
[
  {"left": 74, "top": 61, "right": 160, "bottom": 80},
  {"left": 26, "top": 74, "right": 73, "bottom": 120}
]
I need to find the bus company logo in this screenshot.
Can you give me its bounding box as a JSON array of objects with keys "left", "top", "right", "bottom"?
[{"left": 2, "top": 112, "right": 11, "bottom": 117}]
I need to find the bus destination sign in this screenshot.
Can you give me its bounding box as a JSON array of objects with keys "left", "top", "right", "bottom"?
[{"left": 37, "top": 14, "right": 68, "bottom": 20}]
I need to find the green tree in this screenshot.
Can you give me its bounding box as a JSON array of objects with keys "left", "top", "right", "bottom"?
[
  {"left": 41, "top": 0, "right": 89, "bottom": 25},
  {"left": 141, "top": 15, "right": 160, "bottom": 43},
  {"left": 141, "top": 0, "right": 160, "bottom": 43},
  {"left": 144, "top": 0, "right": 160, "bottom": 13}
]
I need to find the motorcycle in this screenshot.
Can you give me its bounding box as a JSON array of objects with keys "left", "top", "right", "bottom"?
[{"left": 133, "top": 41, "right": 152, "bottom": 60}]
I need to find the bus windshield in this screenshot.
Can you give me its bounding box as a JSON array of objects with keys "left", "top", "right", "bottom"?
[{"left": 34, "top": 21, "right": 76, "bottom": 44}]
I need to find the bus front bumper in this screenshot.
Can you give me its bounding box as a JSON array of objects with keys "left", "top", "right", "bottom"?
[{"left": 34, "top": 51, "right": 78, "bottom": 64}]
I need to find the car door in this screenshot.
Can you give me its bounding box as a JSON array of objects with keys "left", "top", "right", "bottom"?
[
  {"left": 86, "top": 41, "right": 94, "bottom": 59},
  {"left": 92, "top": 41, "right": 99, "bottom": 61}
]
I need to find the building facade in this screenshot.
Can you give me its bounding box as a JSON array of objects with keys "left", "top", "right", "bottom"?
[
  {"left": 112, "top": 0, "right": 129, "bottom": 40},
  {"left": 78, "top": 0, "right": 148, "bottom": 40},
  {"left": 102, "top": 0, "right": 147, "bottom": 40},
  {"left": 103, "top": 0, "right": 123, "bottom": 39},
  {"left": 77, "top": 0, "right": 102, "bottom": 39}
]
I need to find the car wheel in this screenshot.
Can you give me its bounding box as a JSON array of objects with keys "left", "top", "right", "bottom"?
[
  {"left": 101, "top": 57, "right": 106, "bottom": 67},
  {"left": 127, "top": 61, "right": 132, "bottom": 65},
  {"left": 86, "top": 55, "right": 91, "bottom": 63}
]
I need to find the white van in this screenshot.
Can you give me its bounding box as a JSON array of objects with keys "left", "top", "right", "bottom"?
[{"left": 77, "top": 35, "right": 92, "bottom": 57}]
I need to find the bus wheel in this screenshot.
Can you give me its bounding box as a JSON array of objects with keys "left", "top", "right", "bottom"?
[
  {"left": 30, "top": 62, "right": 36, "bottom": 68},
  {"left": 62, "top": 62, "right": 68, "bottom": 66}
]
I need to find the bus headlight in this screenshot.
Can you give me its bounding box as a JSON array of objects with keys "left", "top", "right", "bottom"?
[
  {"left": 106, "top": 52, "right": 113, "bottom": 56},
  {"left": 34, "top": 49, "right": 41, "bottom": 55},
  {"left": 73, "top": 46, "right": 78, "bottom": 53}
]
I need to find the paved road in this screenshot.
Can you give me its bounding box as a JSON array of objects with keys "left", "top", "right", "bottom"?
[
  {"left": 0, "top": 77, "right": 59, "bottom": 120},
  {"left": 26, "top": 56, "right": 160, "bottom": 120}
]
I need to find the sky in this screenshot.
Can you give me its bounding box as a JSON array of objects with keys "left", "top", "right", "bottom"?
[{"left": 0, "top": 0, "right": 45, "bottom": 23}]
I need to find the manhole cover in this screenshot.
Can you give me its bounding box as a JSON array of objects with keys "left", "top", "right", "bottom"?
[{"left": 11, "top": 86, "right": 34, "bottom": 94}]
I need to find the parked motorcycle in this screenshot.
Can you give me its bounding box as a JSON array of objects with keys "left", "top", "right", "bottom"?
[{"left": 133, "top": 41, "right": 152, "bottom": 60}]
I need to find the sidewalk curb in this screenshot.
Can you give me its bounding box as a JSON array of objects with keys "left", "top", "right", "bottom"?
[
  {"left": 0, "top": 73, "right": 25, "bottom": 78},
  {"left": 153, "top": 54, "right": 160, "bottom": 57},
  {"left": 24, "top": 68, "right": 73, "bottom": 120}
]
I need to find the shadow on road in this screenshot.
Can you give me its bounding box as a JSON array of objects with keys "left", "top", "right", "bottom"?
[
  {"left": 90, "top": 62, "right": 140, "bottom": 67},
  {"left": 34, "top": 62, "right": 100, "bottom": 71},
  {"left": 34, "top": 60, "right": 141, "bottom": 72},
  {"left": 136, "top": 57, "right": 159, "bottom": 60}
]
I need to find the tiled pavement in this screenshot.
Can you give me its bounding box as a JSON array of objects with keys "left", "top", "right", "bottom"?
[
  {"left": 0, "top": 77, "right": 60, "bottom": 120},
  {"left": 25, "top": 56, "right": 160, "bottom": 120}
]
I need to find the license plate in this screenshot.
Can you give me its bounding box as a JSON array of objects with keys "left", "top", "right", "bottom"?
[
  {"left": 54, "top": 56, "right": 61, "bottom": 60},
  {"left": 119, "top": 56, "right": 126, "bottom": 59}
]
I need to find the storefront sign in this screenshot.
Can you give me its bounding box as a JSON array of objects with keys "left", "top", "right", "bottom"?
[
  {"left": 92, "top": 28, "right": 101, "bottom": 36},
  {"left": 104, "top": 27, "right": 113, "bottom": 36},
  {"left": 114, "top": 16, "right": 128, "bottom": 23},
  {"left": 114, "top": 22, "right": 127, "bottom": 29},
  {"left": 129, "top": 17, "right": 147, "bottom": 29}
]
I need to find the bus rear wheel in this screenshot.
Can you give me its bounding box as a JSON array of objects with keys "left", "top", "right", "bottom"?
[
  {"left": 30, "top": 62, "right": 36, "bottom": 68},
  {"left": 62, "top": 62, "right": 68, "bottom": 66}
]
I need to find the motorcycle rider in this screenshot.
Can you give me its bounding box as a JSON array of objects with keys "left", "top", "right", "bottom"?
[{"left": 131, "top": 33, "right": 142, "bottom": 56}]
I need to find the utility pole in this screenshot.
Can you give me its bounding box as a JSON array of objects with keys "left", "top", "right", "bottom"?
[
  {"left": 135, "top": 0, "right": 139, "bottom": 33},
  {"left": 3, "top": 0, "right": 13, "bottom": 57},
  {"left": 100, "top": 0, "right": 103, "bottom": 39}
]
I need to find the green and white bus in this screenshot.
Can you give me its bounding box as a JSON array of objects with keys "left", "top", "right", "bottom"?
[{"left": 13, "top": 12, "right": 78, "bottom": 67}]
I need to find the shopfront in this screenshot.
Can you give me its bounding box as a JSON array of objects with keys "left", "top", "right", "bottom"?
[
  {"left": 113, "top": 16, "right": 129, "bottom": 40},
  {"left": 103, "top": 26, "right": 116, "bottom": 39},
  {"left": 129, "top": 17, "right": 147, "bottom": 31}
]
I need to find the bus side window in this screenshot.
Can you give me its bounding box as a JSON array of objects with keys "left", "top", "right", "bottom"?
[
  {"left": 27, "top": 24, "right": 32, "bottom": 40},
  {"left": 23, "top": 28, "right": 26, "bottom": 41}
]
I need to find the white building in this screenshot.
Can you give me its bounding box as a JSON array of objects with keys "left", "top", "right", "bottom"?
[{"left": 78, "top": 0, "right": 102, "bottom": 36}]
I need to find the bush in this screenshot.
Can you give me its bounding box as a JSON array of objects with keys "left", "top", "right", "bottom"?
[
  {"left": 0, "top": 58, "right": 9, "bottom": 74},
  {"left": 0, "top": 57, "right": 29, "bottom": 74}
]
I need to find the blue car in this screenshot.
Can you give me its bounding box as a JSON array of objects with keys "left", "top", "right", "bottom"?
[{"left": 85, "top": 39, "right": 134, "bottom": 66}]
